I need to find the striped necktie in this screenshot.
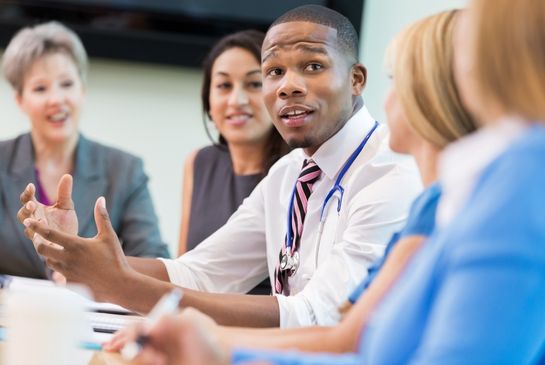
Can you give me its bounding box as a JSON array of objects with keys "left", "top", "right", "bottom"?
[{"left": 275, "top": 159, "right": 322, "bottom": 295}]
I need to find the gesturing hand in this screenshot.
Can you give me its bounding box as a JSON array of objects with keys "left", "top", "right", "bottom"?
[
  {"left": 22, "top": 196, "right": 133, "bottom": 303},
  {"left": 17, "top": 174, "right": 78, "bottom": 249}
]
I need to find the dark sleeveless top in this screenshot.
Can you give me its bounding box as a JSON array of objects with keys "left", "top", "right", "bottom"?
[{"left": 187, "top": 145, "right": 270, "bottom": 294}]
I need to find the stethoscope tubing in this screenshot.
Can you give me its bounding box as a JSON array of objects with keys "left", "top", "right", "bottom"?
[{"left": 285, "top": 120, "right": 380, "bottom": 254}]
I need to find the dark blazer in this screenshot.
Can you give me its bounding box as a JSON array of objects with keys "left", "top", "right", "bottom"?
[{"left": 0, "top": 133, "right": 170, "bottom": 278}]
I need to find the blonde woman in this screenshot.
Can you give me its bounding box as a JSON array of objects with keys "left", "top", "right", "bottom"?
[
  {"left": 0, "top": 22, "right": 169, "bottom": 279},
  {"left": 105, "top": 9, "right": 481, "bottom": 364},
  {"left": 230, "top": 1, "right": 545, "bottom": 363}
]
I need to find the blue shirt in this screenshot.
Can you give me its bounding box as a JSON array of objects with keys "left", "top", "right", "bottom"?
[
  {"left": 348, "top": 183, "right": 441, "bottom": 304},
  {"left": 231, "top": 125, "right": 545, "bottom": 365}
]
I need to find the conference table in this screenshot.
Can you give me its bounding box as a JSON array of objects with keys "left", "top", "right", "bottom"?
[
  {"left": 0, "top": 276, "right": 140, "bottom": 364},
  {"left": 83, "top": 350, "right": 128, "bottom": 365},
  {"left": 0, "top": 343, "right": 128, "bottom": 365}
]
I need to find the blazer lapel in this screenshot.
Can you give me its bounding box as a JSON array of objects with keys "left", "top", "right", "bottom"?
[
  {"left": 3, "top": 134, "right": 44, "bottom": 266},
  {"left": 72, "top": 135, "right": 106, "bottom": 236}
]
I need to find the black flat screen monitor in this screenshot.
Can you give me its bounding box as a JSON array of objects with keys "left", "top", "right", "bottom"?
[{"left": 0, "top": 0, "right": 364, "bottom": 67}]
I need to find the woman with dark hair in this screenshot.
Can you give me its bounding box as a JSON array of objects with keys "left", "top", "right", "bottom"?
[{"left": 178, "top": 30, "right": 289, "bottom": 293}]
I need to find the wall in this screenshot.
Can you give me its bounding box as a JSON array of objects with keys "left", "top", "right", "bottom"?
[
  {"left": 0, "top": 0, "right": 467, "bottom": 256},
  {"left": 360, "top": 0, "right": 468, "bottom": 122}
]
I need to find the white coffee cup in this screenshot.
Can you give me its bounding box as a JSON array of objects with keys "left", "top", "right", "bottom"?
[{"left": 3, "top": 285, "right": 87, "bottom": 365}]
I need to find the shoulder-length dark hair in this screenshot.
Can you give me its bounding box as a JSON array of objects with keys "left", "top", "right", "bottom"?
[{"left": 201, "top": 30, "right": 289, "bottom": 174}]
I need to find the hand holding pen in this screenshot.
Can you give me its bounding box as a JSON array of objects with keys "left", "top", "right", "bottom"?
[
  {"left": 121, "top": 288, "right": 183, "bottom": 361},
  {"left": 128, "top": 309, "right": 230, "bottom": 365}
]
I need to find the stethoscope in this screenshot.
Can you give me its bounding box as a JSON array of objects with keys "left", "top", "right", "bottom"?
[{"left": 280, "top": 120, "right": 380, "bottom": 275}]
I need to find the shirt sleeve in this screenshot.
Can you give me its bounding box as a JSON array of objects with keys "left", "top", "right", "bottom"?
[
  {"left": 118, "top": 157, "right": 170, "bottom": 258},
  {"left": 400, "top": 183, "right": 441, "bottom": 237},
  {"left": 159, "top": 177, "right": 269, "bottom": 293},
  {"left": 347, "top": 232, "right": 399, "bottom": 304},
  {"left": 348, "top": 184, "right": 440, "bottom": 304},
  {"left": 232, "top": 348, "right": 362, "bottom": 365},
  {"left": 276, "top": 163, "right": 422, "bottom": 327},
  {"left": 409, "top": 151, "right": 545, "bottom": 365}
]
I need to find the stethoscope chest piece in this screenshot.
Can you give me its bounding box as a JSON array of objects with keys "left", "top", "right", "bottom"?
[{"left": 280, "top": 251, "right": 300, "bottom": 277}]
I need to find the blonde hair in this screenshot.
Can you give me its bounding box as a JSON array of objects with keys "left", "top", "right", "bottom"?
[
  {"left": 2, "top": 21, "right": 88, "bottom": 94},
  {"left": 471, "top": 0, "right": 545, "bottom": 122},
  {"left": 388, "top": 10, "right": 476, "bottom": 148}
]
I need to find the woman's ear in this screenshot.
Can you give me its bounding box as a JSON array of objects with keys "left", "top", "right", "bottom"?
[
  {"left": 15, "top": 91, "right": 24, "bottom": 110},
  {"left": 351, "top": 63, "right": 367, "bottom": 96}
]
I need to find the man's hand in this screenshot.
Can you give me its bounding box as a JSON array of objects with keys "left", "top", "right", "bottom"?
[
  {"left": 17, "top": 174, "right": 78, "bottom": 249},
  {"left": 22, "top": 196, "right": 135, "bottom": 302}
]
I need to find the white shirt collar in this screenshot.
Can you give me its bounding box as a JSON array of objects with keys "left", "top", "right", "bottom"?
[
  {"left": 436, "top": 116, "right": 528, "bottom": 227},
  {"left": 308, "top": 105, "right": 376, "bottom": 180}
]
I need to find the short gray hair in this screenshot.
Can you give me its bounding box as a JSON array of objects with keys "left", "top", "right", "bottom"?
[{"left": 2, "top": 21, "right": 88, "bottom": 94}]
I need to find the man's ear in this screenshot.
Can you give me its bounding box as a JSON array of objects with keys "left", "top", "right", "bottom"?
[{"left": 351, "top": 63, "right": 367, "bottom": 96}]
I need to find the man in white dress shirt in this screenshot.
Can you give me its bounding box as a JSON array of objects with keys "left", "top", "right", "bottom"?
[{"left": 19, "top": 5, "right": 421, "bottom": 328}]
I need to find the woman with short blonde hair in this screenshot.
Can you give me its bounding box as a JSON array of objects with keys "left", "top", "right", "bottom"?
[
  {"left": 0, "top": 21, "right": 170, "bottom": 279},
  {"left": 2, "top": 21, "right": 88, "bottom": 93}
]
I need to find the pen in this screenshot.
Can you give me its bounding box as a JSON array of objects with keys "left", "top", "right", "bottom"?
[
  {"left": 80, "top": 341, "right": 103, "bottom": 351},
  {"left": 0, "top": 275, "right": 12, "bottom": 289},
  {"left": 121, "top": 288, "right": 183, "bottom": 361}
]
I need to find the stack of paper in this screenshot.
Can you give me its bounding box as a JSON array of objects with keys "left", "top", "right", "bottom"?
[{"left": 0, "top": 276, "right": 144, "bottom": 342}]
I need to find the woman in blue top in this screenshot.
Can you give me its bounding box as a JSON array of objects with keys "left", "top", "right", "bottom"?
[
  {"left": 117, "top": 9, "right": 491, "bottom": 365},
  {"left": 230, "top": 1, "right": 545, "bottom": 363}
]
